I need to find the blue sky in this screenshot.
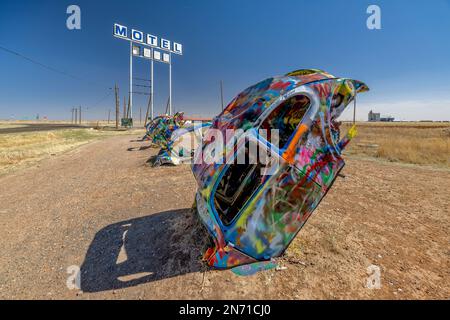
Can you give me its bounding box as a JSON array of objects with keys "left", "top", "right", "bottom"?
[{"left": 1, "top": 0, "right": 450, "bottom": 121}]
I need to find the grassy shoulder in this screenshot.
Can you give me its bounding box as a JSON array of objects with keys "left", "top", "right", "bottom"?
[
  {"left": 0, "top": 128, "right": 144, "bottom": 176},
  {"left": 341, "top": 122, "right": 450, "bottom": 168}
]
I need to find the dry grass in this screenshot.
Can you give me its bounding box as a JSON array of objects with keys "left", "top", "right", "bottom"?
[
  {"left": 341, "top": 122, "right": 450, "bottom": 167},
  {"left": 0, "top": 128, "right": 144, "bottom": 175}
]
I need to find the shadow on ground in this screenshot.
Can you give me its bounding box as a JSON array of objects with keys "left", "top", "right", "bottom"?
[
  {"left": 80, "top": 208, "right": 205, "bottom": 292},
  {"left": 127, "top": 145, "right": 153, "bottom": 152}
]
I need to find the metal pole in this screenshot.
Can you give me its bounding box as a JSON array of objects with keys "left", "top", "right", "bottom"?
[
  {"left": 151, "top": 51, "right": 154, "bottom": 120},
  {"left": 169, "top": 53, "right": 172, "bottom": 116},
  {"left": 79, "top": 106, "right": 82, "bottom": 125},
  {"left": 129, "top": 41, "right": 133, "bottom": 125}
]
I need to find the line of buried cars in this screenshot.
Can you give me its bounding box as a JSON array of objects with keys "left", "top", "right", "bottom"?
[{"left": 142, "top": 69, "right": 369, "bottom": 275}]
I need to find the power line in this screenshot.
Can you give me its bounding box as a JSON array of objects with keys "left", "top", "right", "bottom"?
[
  {"left": 88, "top": 90, "right": 114, "bottom": 109},
  {"left": 1, "top": 44, "right": 116, "bottom": 119},
  {"left": 0, "top": 45, "right": 82, "bottom": 81},
  {"left": 0, "top": 45, "right": 111, "bottom": 89}
]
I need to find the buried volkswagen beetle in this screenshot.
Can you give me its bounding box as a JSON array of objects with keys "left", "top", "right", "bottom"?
[
  {"left": 191, "top": 69, "right": 369, "bottom": 272},
  {"left": 143, "top": 112, "right": 212, "bottom": 166}
]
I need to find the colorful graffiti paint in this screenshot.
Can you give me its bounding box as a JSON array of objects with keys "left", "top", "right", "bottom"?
[
  {"left": 143, "top": 112, "right": 212, "bottom": 166},
  {"left": 191, "top": 69, "right": 369, "bottom": 269},
  {"left": 143, "top": 112, "right": 185, "bottom": 149}
]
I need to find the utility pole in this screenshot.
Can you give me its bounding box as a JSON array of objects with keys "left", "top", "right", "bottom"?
[
  {"left": 74, "top": 108, "right": 78, "bottom": 125},
  {"left": 127, "top": 94, "right": 131, "bottom": 119},
  {"left": 139, "top": 107, "right": 142, "bottom": 125},
  {"left": 144, "top": 93, "right": 151, "bottom": 127},
  {"left": 220, "top": 80, "right": 224, "bottom": 111},
  {"left": 165, "top": 97, "right": 170, "bottom": 115},
  {"left": 71, "top": 108, "right": 74, "bottom": 124},
  {"left": 79, "top": 106, "right": 82, "bottom": 125},
  {"left": 108, "top": 109, "right": 111, "bottom": 124},
  {"left": 115, "top": 84, "right": 119, "bottom": 129},
  {"left": 123, "top": 96, "right": 126, "bottom": 119}
]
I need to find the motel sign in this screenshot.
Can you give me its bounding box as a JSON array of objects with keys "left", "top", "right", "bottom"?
[
  {"left": 113, "top": 23, "right": 183, "bottom": 123},
  {"left": 113, "top": 23, "right": 183, "bottom": 55}
]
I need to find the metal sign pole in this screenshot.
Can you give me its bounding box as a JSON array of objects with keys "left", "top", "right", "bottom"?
[
  {"left": 129, "top": 41, "right": 133, "bottom": 123},
  {"left": 151, "top": 48, "right": 154, "bottom": 120},
  {"left": 169, "top": 53, "right": 172, "bottom": 116}
]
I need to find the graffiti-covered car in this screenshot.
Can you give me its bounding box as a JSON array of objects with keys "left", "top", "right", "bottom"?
[
  {"left": 191, "top": 69, "right": 369, "bottom": 271},
  {"left": 143, "top": 112, "right": 185, "bottom": 148}
]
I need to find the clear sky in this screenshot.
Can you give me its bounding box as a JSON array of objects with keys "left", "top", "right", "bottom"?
[{"left": 1, "top": 0, "right": 450, "bottom": 121}]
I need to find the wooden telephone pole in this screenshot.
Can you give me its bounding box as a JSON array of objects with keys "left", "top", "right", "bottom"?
[
  {"left": 114, "top": 84, "right": 119, "bottom": 129},
  {"left": 123, "top": 96, "right": 126, "bottom": 119},
  {"left": 220, "top": 80, "right": 224, "bottom": 111},
  {"left": 165, "top": 97, "right": 170, "bottom": 115},
  {"left": 144, "top": 92, "right": 151, "bottom": 127},
  {"left": 127, "top": 94, "right": 131, "bottom": 118}
]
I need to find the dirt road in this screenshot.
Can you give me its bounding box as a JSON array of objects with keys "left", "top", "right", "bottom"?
[
  {"left": 0, "top": 123, "right": 93, "bottom": 135},
  {"left": 0, "top": 135, "right": 448, "bottom": 299}
]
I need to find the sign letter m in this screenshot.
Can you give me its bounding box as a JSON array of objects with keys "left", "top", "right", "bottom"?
[{"left": 114, "top": 23, "right": 128, "bottom": 38}]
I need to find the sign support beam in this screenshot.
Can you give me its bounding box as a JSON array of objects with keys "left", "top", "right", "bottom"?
[
  {"left": 129, "top": 41, "right": 133, "bottom": 122},
  {"left": 151, "top": 49, "right": 154, "bottom": 120},
  {"left": 169, "top": 53, "right": 172, "bottom": 116}
]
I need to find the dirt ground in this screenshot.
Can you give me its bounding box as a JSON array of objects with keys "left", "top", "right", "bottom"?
[{"left": 0, "top": 135, "right": 448, "bottom": 300}]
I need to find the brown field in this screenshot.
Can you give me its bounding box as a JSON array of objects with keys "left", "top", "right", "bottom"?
[
  {"left": 1, "top": 121, "right": 448, "bottom": 176},
  {"left": 342, "top": 122, "right": 450, "bottom": 167}
]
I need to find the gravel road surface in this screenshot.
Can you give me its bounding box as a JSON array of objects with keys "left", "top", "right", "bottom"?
[{"left": 0, "top": 135, "right": 448, "bottom": 299}]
